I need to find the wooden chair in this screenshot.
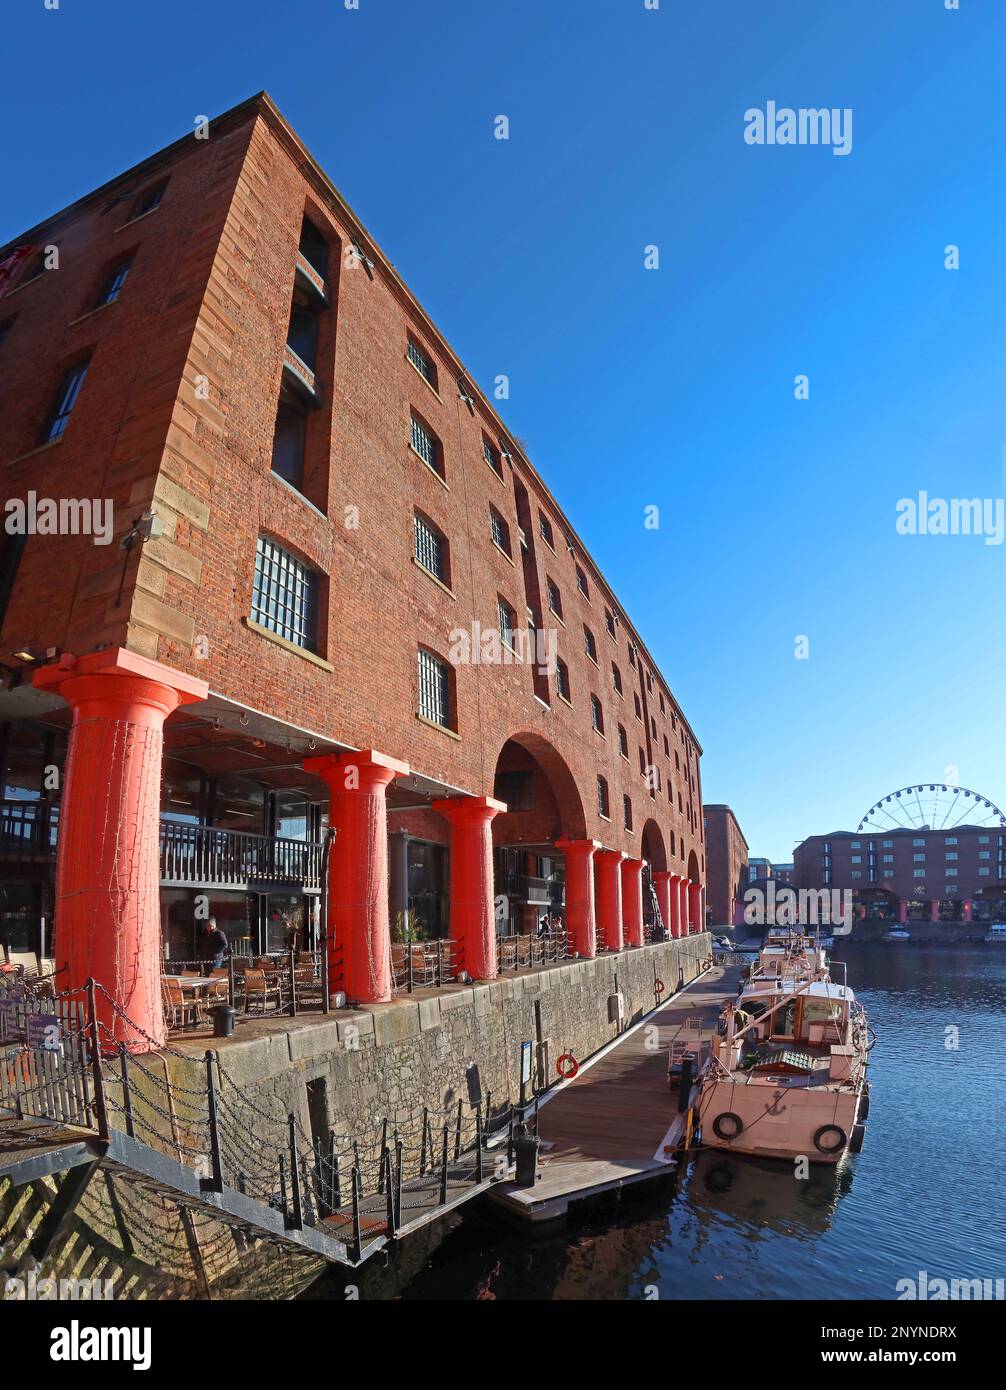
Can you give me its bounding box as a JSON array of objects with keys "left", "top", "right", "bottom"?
[
  {"left": 243, "top": 968, "right": 280, "bottom": 1015},
  {"left": 162, "top": 978, "right": 198, "bottom": 1030}
]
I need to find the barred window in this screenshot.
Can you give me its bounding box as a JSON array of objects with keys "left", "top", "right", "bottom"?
[
  {"left": 546, "top": 578, "right": 563, "bottom": 620},
  {"left": 42, "top": 359, "right": 90, "bottom": 443},
  {"left": 414, "top": 512, "right": 446, "bottom": 582},
  {"left": 612, "top": 663, "right": 622, "bottom": 695},
  {"left": 498, "top": 596, "right": 516, "bottom": 649},
  {"left": 623, "top": 795, "right": 633, "bottom": 831},
  {"left": 408, "top": 336, "right": 437, "bottom": 388},
  {"left": 96, "top": 257, "right": 132, "bottom": 307},
  {"left": 410, "top": 412, "right": 443, "bottom": 476},
  {"left": 556, "top": 658, "right": 570, "bottom": 701},
  {"left": 576, "top": 565, "right": 589, "bottom": 599},
  {"left": 590, "top": 694, "right": 604, "bottom": 734},
  {"left": 584, "top": 625, "right": 597, "bottom": 663},
  {"left": 418, "top": 648, "right": 451, "bottom": 727},
  {"left": 597, "top": 776, "right": 610, "bottom": 819},
  {"left": 618, "top": 724, "right": 628, "bottom": 758},
  {"left": 605, "top": 608, "right": 616, "bottom": 638},
  {"left": 490, "top": 506, "right": 511, "bottom": 555},
  {"left": 539, "top": 513, "right": 554, "bottom": 548},
  {"left": 251, "top": 536, "right": 319, "bottom": 653},
  {"left": 483, "top": 436, "right": 503, "bottom": 477}
]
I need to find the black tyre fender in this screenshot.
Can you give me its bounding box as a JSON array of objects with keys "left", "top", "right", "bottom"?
[
  {"left": 813, "top": 1124, "right": 847, "bottom": 1155},
  {"left": 712, "top": 1111, "right": 744, "bottom": 1141},
  {"left": 858, "top": 1087, "right": 870, "bottom": 1123},
  {"left": 849, "top": 1122, "right": 866, "bottom": 1154}
]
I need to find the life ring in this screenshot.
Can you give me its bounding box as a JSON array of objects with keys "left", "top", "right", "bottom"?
[
  {"left": 556, "top": 1052, "right": 579, "bottom": 1080},
  {"left": 712, "top": 1111, "right": 744, "bottom": 1141},
  {"left": 654, "top": 978, "right": 665, "bottom": 994},
  {"left": 813, "top": 1124, "right": 847, "bottom": 1155}
]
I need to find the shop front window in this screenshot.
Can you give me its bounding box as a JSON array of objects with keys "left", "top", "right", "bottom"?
[
  {"left": 161, "top": 763, "right": 207, "bottom": 825},
  {"left": 266, "top": 894, "right": 308, "bottom": 953},
  {"left": 407, "top": 841, "right": 447, "bottom": 939},
  {"left": 274, "top": 790, "right": 309, "bottom": 842},
  {"left": 214, "top": 776, "right": 266, "bottom": 833}
]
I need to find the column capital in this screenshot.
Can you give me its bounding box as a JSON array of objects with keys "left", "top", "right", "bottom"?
[
  {"left": 432, "top": 794, "right": 507, "bottom": 821},
  {"left": 34, "top": 647, "right": 208, "bottom": 711},
  {"left": 652, "top": 868, "right": 673, "bottom": 883},
  {"left": 621, "top": 856, "right": 645, "bottom": 872},
  {"left": 595, "top": 848, "right": 626, "bottom": 864},
  {"left": 305, "top": 747, "right": 409, "bottom": 788},
  {"left": 556, "top": 837, "right": 602, "bottom": 855}
]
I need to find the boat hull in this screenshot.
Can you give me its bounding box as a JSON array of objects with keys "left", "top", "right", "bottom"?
[{"left": 698, "top": 1078, "right": 863, "bottom": 1164}]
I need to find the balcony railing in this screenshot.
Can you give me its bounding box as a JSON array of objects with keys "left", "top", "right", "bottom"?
[
  {"left": 160, "top": 821, "right": 323, "bottom": 892},
  {"left": 0, "top": 799, "right": 58, "bottom": 865}
]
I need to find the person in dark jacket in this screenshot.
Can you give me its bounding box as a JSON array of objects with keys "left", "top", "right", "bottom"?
[{"left": 198, "top": 917, "right": 229, "bottom": 973}]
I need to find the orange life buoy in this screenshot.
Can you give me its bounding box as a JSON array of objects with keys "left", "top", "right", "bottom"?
[
  {"left": 654, "top": 978, "right": 665, "bottom": 993},
  {"left": 556, "top": 1052, "right": 579, "bottom": 1080}
]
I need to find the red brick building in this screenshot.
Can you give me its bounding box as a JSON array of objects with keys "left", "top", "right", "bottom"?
[
  {"left": 793, "top": 827, "right": 1006, "bottom": 923},
  {"left": 0, "top": 95, "right": 706, "bottom": 1043},
  {"left": 702, "top": 804, "right": 748, "bottom": 926}
]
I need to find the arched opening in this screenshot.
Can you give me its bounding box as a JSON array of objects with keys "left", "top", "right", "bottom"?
[
  {"left": 491, "top": 732, "right": 586, "bottom": 937},
  {"left": 686, "top": 849, "right": 700, "bottom": 884}
]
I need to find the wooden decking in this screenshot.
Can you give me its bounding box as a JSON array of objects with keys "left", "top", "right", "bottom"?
[{"left": 490, "top": 960, "right": 745, "bottom": 1222}]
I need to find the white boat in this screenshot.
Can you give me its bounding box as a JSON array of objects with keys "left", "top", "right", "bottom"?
[{"left": 883, "top": 928, "right": 911, "bottom": 943}]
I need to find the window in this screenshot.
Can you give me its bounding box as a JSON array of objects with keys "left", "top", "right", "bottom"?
[
  {"left": 498, "top": 596, "right": 517, "bottom": 650},
  {"left": 539, "top": 513, "right": 554, "bottom": 549},
  {"left": 638, "top": 748, "right": 645, "bottom": 774},
  {"left": 633, "top": 692, "right": 641, "bottom": 720},
  {"left": 299, "top": 216, "right": 329, "bottom": 281},
  {"left": 94, "top": 257, "right": 132, "bottom": 307},
  {"left": 131, "top": 181, "right": 167, "bottom": 218},
  {"left": 979, "top": 835, "right": 990, "bottom": 844},
  {"left": 882, "top": 839, "right": 893, "bottom": 848},
  {"left": 944, "top": 837, "right": 958, "bottom": 845},
  {"left": 645, "top": 670, "right": 653, "bottom": 693},
  {"left": 495, "top": 770, "right": 532, "bottom": 811},
  {"left": 618, "top": 724, "right": 628, "bottom": 758},
  {"left": 978, "top": 867, "right": 991, "bottom": 877},
  {"left": 628, "top": 643, "right": 637, "bottom": 667},
  {"left": 883, "top": 868, "right": 894, "bottom": 878},
  {"left": 850, "top": 871, "right": 862, "bottom": 879},
  {"left": 979, "top": 851, "right": 990, "bottom": 860},
  {"left": 912, "top": 838, "right": 926, "bottom": 847},
  {"left": 41, "top": 358, "right": 90, "bottom": 443},
  {"left": 546, "top": 578, "right": 563, "bottom": 620},
  {"left": 913, "top": 869, "right": 926, "bottom": 878},
  {"left": 605, "top": 608, "right": 616, "bottom": 638},
  {"left": 590, "top": 694, "right": 604, "bottom": 734},
  {"left": 251, "top": 535, "right": 319, "bottom": 653},
  {"left": 407, "top": 335, "right": 437, "bottom": 389},
  {"left": 612, "top": 663, "right": 622, "bottom": 696},
  {"left": 623, "top": 796, "right": 633, "bottom": 831},
  {"left": 659, "top": 691, "right": 665, "bottom": 714},
  {"left": 271, "top": 395, "right": 307, "bottom": 489},
  {"left": 490, "top": 506, "right": 511, "bottom": 556},
  {"left": 882, "top": 854, "right": 894, "bottom": 863},
  {"left": 584, "top": 625, "right": 597, "bottom": 663},
  {"left": 913, "top": 853, "right": 926, "bottom": 862},
  {"left": 483, "top": 435, "right": 503, "bottom": 478},
  {"left": 414, "top": 512, "right": 447, "bottom": 583},
  {"left": 576, "top": 565, "right": 589, "bottom": 599},
  {"left": 945, "top": 868, "right": 958, "bottom": 878},
  {"left": 850, "top": 841, "right": 861, "bottom": 849},
  {"left": 287, "top": 302, "right": 319, "bottom": 372},
  {"left": 556, "top": 657, "right": 570, "bottom": 702},
  {"left": 418, "top": 648, "right": 451, "bottom": 728},
  {"left": 945, "top": 852, "right": 958, "bottom": 861},
  {"left": 851, "top": 856, "right": 862, "bottom": 864},
  {"left": 410, "top": 412, "right": 443, "bottom": 477},
  {"left": 663, "top": 734, "right": 669, "bottom": 756},
  {"left": 597, "top": 776, "right": 610, "bottom": 819}
]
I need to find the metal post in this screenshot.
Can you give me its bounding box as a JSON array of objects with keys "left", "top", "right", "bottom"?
[
  {"left": 85, "top": 979, "right": 109, "bottom": 1141},
  {"left": 287, "top": 1114, "right": 303, "bottom": 1230},
  {"left": 228, "top": 954, "right": 236, "bottom": 1009},
  {"left": 201, "top": 1050, "right": 224, "bottom": 1193},
  {"left": 289, "top": 948, "right": 297, "bottom": 1016},
  {"left": 117, "top": 1042, "right": 134, "bottom": 1139},
  {"left": 383, "top": 1149, "right": 396, "bottom": 1235},
  {"left": 394, "top": 1135, "right": 403, "bottom": 1229},
  {"left": 440, "top": 1124, "right": 449, "bottom": 1204},
  {"left": 507, "top": 1112, "right": 514, "bottom": 1167},
  {"left": 320, "top": 828, "right": 334, "bottom": 1015},
  {"left": 475, "top": 1106, "right": 484, "bottom": 1183},
  {"left": 407, "top": 941, "right": 413, "bottom": 994},
  {"left": 329, "top": 1129, "right": 340, "bottom": 1210},
  {"left": 351, "top": 1166, "right": 362, "bottom": 1263},
  {"left": 454, "top": 1098, "right": 463, "bottom": 1161},
  {"left": 377, "top": 1118, "right": 388, "bottom": 1192}
]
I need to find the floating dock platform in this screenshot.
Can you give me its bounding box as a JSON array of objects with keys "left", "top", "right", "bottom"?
[{"left": 490, "top": 959, "right": 745, "bottom": 1223}]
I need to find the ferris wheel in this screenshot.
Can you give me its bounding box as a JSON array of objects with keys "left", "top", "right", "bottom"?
[{"left": 857, "top": 783, "right": 1006, "bottom": 834}]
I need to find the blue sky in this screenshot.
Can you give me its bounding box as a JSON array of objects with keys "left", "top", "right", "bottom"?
[{"left": 4, "top": 0, "right": 1003, "bottom": 860}]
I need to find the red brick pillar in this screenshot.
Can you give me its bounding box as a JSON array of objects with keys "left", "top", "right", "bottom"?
[
  {"left": 557, "top": 839, "right": 600, "bottom": 958},
  {"left": 963, "top": 899, "right": 973, "bottom": 923},
  {"left": 898, "top": 899, "right": 908, "bottom": 924},
  {"left": 620, "top": 857, "right": 645, "bottom": 947},
  {"left": 929, "top": 898, "right": 940, "bottom": 923},
  {"left": 688, "top": 882, "right": 702, "bottom": 934},
  {"left": 667, "top": 873, "right": 682, "bottom": 938},
  {"left": 652, "top": 870, "right": 674, "bottom": 939},
  {"left": 595, "top": 849, "right": 625, "bottom": 952},
  {"left": 34, "top": 650, "right": 208, "bottom": 1052},
  {"left": 678, "top": 876, "right": 690, "bottom": 938},
  {"left": 433, "top": 795, "right": 505, "bottom": 981},
  {"left": 305, "top": 749, "right": 408, "bottom": 1004}
]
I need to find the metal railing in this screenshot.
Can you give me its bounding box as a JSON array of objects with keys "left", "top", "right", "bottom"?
[
  {"left": 0, "top": 799, "right": 59, "bottom": 864},
  {"left": 497, "top": 930, "right": 569, "bottom": 971},
  {"left": 391, "top": 940, "right": 458, "bottom": 994},
  {"left": 160, "top": 950, "right": 325, "bottom": 1030},
  {"left": 159, "top": 821, "right": 323, "bottom": 891}
]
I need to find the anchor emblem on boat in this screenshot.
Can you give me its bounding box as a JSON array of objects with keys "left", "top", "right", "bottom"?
[{"left": 766, "top": 1090, "right": 787, "bottom": 1116}]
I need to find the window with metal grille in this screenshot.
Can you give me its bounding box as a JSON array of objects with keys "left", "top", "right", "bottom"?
[
  {"left": 576, "top": 565, "right": 589, "bottom": 599},
  {"left": 132, "top": 181, "right": 167, "bottom": 218},
  {"left": 414, "top": 513, "right": 446, "bottom": 581},
  {"left": 95, "top": 258, "right": 132, "bottom": 307},
  {"left": 418, "top": 648, "right": 451, "bottom": 727},
  {"left": 618, "top": 725, "right": 628, "bottom": 758},
  {"left": 408, "top": 336, "right": 437, "bottom": 388},
  {"left": 539, "top": 513, "right": 554, "bottom": 548},
  {"left": 597, "top": 776, "right": 609, "bottom": 819},
  {"left": 483, "top": 436, "right": 503, "bottom": 477},
  {"left": 410, "top": 412, "right": 442, "bottom": 476},
  {"left": 498, "top": 596, "right": 516, "bottom": 649},
  {"left": 490, "top": 506, "right": 511, "bottom": 555},
  {"left": 584, "top": 626, "right": 597, "bottom": 663},
  {"left": 633, "top": 692, "right": 641, "bottom": 720},
  {"left": 251, "top": 535, "right": 319, "bottom": 653},
  {"left": 623, "top": 796, "right": 633, "bottom": 831},
  {"left": 546, "top": 578, "right": 562, "bottom": 620},
  {"left": 556, "top": 658, "right": 570, "bottom": 701},
  {"left": 42, "top": 359, "right": 90, "bottom": 443},
  {"left": 590, "top": 695, "right": 604, "bottom": 734},
  {"left": 612, "top": 663, "right": 622, "bottom": 695},
  {"left": 605, "top": 608, "right": 616, "bottom": 638}
]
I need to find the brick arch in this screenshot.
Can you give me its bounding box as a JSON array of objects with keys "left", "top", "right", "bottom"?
[
  {"left": 490, "top": 732, "right": 588, "bottom": 842},
  {"left": 640, "top": 818, "right": 667, "bottom": 872},
  {"left": 686, "top": 848, "right": 701, "bottom": 884}
]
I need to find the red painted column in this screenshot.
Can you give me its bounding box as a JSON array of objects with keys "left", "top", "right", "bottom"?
[
  {"left": 620, "top": 857, "right": 645, "bottom": 947},
  {"left": 678, "top": 876, "right": 689, "bottom": 937},
  {"left": 557, "top": 839, "right": 600, "bottom": 958},
  {"left": 963, "top": 899, "right": 973, "bottom": 923},
  {"left": 432, "top": 795, "right": 506, "bottom": 981},
  {"left": 898, "top": 899, "right": 908, "bottom": 924},
  {"left": 929, "top": 898, "right": 940, "bottom": 924},
  {"left": 594, "top": 849, "right": 625, "bottom": 952},
  {"left": 667, "top": 874, "right": 682, "bottom": 938},
  {"left": 652, "top": 870, "right": 673, "bottom": 939},
  {"left": 305, "top": 749, "right": 409, "bottom": 1004},
  {"left": 33, "top": 650, "right": 208, "bottom": 1052},
  {"left": 688, "top": 882, "right": 702, "bottom": 934}
]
